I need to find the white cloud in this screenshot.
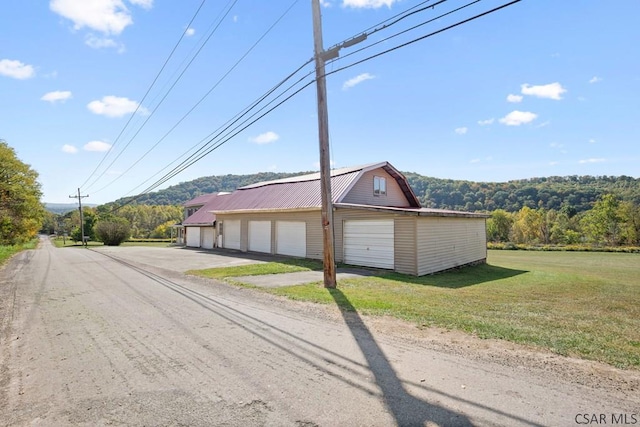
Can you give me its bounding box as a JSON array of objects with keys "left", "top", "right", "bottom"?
[
  {"left": 521, "top": 82, "right": 567, "bottom": 100},
  {"left": 85, "top": 34, "right": 121, "bottom": 50},
  {"left": 129, "top": 0, "right": 152, "bottom": 9},
  {"left": 549, "top": 142, "right": 564, "bottom": 149},
  {"left": 51, "top": 0, "right": 130, "bottom": 35},
  {"left": 589, "top": 76, "right": 602, "bottom": 84},
  {"left": 470, "top": 158, "right": 481, "bottom": 164},
  {"left": 549, "top": 161, "right": 559, "bottom": 166},
  {"left": 41, "top": 90, "right": 73, "bottom": 103},
  {"left": 507, "top": 94, "right": 523, "bottom": 103},
  {"left": 579, "top": 158, "right": 605, "bottom": 164},
  {"left": 62, "top": 144, "right": 78, "bottom": 153},
  {"left": 185, "top": 27, "right": 195, "bottom": 36},
  {"left": 499, "top": 110, "right": 538, "bottom": 126},
  {"left": 342, "top": 73, "right": 375, "bottom": 90},
  {"left": 0, "top": 59, "right": 35, "bottom": 79},
  {"left": 477, "top": 118, "right": 494, "bottom": 126},
  {"left": 320, "top": 0, "right": 332, "bottom": 6},
  {"left": 249, "top": 131, "right": 279, "bottom": 145},
  {"left": 343, "top": 0, "right": 397, "bottom": 8},
  {"left": 87, "top": 95, "right": 148, "bottom": 117},
  {"left": 83, "top": 140, "right": 112, "bottom": 152},
  {"left": 589, "top": 138, "right": 596, "bottom": 144},
  {"left": 454, "top": 127, "right": 468, "bottom": 135}
]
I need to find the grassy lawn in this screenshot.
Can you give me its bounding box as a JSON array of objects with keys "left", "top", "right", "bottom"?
[
  {"left": 188, "top": 250, "right": 640, "bottom": 369},
  {"left": 51, "top": 237, "right": 172, "bottom": 248}
]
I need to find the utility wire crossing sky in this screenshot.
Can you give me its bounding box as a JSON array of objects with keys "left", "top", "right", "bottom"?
[{"left": 1, "top": 0, "right": 638, "bottom": 204}]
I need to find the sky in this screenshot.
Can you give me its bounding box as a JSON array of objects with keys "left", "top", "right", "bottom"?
[{"left": 1, "top": 0, "right": 639, "bottom": 205}]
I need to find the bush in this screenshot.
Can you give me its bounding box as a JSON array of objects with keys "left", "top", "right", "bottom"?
[{"left": 95, "top": 220, "right": 131, "bottom": 246}]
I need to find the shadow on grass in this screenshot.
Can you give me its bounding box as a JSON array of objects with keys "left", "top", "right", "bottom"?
[
  {"left": 377, "top": 263, "right": 528, "bottom": 289},
  {"left": 329, "top": 288, "right": 473, "bottom": 426}
]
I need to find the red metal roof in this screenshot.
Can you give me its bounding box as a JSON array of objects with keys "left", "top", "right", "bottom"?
[{"left": 183, "top": 193, "right": 230, "bottom": 225}]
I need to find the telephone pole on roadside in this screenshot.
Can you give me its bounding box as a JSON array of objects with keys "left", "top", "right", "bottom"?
[
  {"left": 311, "top": 0, "right": 337, "bottom": 288},
  {"left": 69, "top": 188, "right": 89, "bottom": 247}
]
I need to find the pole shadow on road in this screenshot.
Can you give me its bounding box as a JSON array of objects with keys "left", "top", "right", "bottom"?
[{"left": 328, "top": 288, "right": 474, "bottom": 427}]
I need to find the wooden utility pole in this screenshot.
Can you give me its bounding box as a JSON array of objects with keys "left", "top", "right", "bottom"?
[
  {"left": 311, "top": 0, "right": 337, "bottom": 288},
  {"left": 69, "top": 188, "right": 89, "bottom": 247}
]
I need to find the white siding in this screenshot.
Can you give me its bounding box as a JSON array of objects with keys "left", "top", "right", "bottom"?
[
  {"left": 202, "top": 227, "right": 215, "bottom": 249},
  {"left": 224, "top": 220, "right": 241, "bottom": 250},
  {"left": 248, "top": 220, "right": 271, "bottom": 253},
  {"left": 276, "top": 221, "right": 306, "bottom": 257},
  {"left": 343, "top": 219, "right": 394, "bottom": 269},
  {"left": 417, "top": 217, "right": 486, "bottom": 275},
  {"left": 186, "top": 227, "right": 201, "bottom": 247}
]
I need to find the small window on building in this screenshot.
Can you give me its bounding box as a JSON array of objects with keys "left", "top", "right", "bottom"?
[
  {"left": 374, "top": 176, "right": 386, "bottom": 196},
  {"left": 218, "top": 221, "right": 223, "bottom": 235}
]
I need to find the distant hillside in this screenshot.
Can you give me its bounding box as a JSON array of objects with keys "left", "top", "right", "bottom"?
[
  {"left": 107, "top": 171, "right": 640, "bottom": 214},
  {"left": 44, "top": 202, "right": 98, "bottom": 214},
  {"left": 109, "top": 171, "right": 309, "bottom": 208}
]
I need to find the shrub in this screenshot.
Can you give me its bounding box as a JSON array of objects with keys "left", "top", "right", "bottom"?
[{"left": 95, "top": 220, "right": 131, "bottom": 246}]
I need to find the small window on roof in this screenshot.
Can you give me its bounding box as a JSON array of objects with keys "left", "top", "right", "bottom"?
[{"left": 373, "top": 176, "right": 386, "bottom": 196}]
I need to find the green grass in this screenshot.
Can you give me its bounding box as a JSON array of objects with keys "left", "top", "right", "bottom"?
[
  {"left": 0, "top": 239, "right": 39, "bottom": 265},
  {"left": 51, "top": 237, "right": 172, "bottom": 248},
  {"left": 187, "top": 258, "right": 323, "bottom": 280},
  {"left": 189, "top": 250, "right": 640, "bottom": 369}
]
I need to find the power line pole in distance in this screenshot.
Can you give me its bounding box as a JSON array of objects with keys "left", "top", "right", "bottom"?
[{"left": 69, "top": 188, "right": 89, "bottom": 247}]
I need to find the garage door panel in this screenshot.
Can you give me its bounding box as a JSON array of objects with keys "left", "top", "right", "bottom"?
[
  {"left": 276, "top": 221, "right": 306, "bottom": 257},
  {"left": 249, "top": 221, "right": 271, "bottom": 253},
  {"left": 344, "top": 220, "right": 394, "bottom": 269},
  {"left": 186, "top": 227, "right": 201, "bottom": 247},
  {"left": 224, "top": 220, "right": 241, "bottom": 250},
  {"left": 202, "top": 227, "right": 215, "bottom": 249}
]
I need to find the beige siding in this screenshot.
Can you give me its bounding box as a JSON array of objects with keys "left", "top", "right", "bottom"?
[
  {"left": 416, "top": 217, "right": 486, "bottom": 275},
  {"left": 216, "top": 212, "right": 322, "bottom": 259},
  {"left": 341, "top": 168, "right": 411, "bottom": 207},
  {"left": 394, "top": 217, "right": 417, "bottom": 275}
]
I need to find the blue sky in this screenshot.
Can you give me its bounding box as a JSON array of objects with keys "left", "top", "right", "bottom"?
[{"left": 1, "top": 0, "right": 639, "bottom": 204}]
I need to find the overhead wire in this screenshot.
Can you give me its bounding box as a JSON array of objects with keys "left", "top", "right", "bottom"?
[
  {"left": 90, "top": 0, "right": 302, "bottom": 196},
  {"left": 83, "top": 0, "right": 240, "bottom": 193},
  {"left": 79, "top": 0, "right": 209, "bottom": 191},
  {"left": 109, "top": 0, "right": 522, "bottom": 209}
]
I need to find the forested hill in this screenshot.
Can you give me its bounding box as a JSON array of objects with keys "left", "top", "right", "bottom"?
[{"left": 110, "top": 171, "right": 640, "bottom": 213}]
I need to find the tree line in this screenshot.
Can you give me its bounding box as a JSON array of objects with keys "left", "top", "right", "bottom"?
[
  {"left": 487, "top": 194, "right": 640, "bottom": 247},
  {"left": 42, "top": 204, "right": 184, "bottom": 244}
]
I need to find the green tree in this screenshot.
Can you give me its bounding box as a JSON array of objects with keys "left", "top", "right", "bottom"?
[
  {"left": 486, "top": 209, "right": 513, "bottom": 242},
  {"left": 619, "top": 201, "right": 640, "bottom": 246},
  {"left": 581, "top": 194, "right": 622, "bottom": 245},
  {"left": 95, "top": 218, "right": 131, "bottom": 246},
  {"left": 0, "top": 140, "right": 45, "bottom": 245}
]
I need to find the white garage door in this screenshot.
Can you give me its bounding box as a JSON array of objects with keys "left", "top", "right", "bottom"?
[
  {"left": 186, "top": 227, "right": 201, "bottom": 247},
  {"left": 343, "top": 220, "right": 394, "bottom": 269},
  {"left": 276, "top": 221, "right": 306, "bottom": 257},
  {"left": 248, "top": 221, "right": 271, "bottom": 253},
  {"left": 202, "top": 227, "right": 215, "bottom": 249},
  {"left": 223, "top": 220, "right": 241, "bottom": 250}
]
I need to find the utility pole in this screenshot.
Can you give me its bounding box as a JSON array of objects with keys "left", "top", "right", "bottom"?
[
  {"left": 69, "top": 188, "right": 89, "bottom": 247},
  {"left": 312, "top": 0, "right": 337, "bottom": 288}
]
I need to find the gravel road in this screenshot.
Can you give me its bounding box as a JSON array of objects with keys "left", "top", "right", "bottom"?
[{"left": 0, "top": 238, "right": 638, "bottom": 426}]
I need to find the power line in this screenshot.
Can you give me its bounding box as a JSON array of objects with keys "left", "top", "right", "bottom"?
[
  {"left": 79, "top": 0, "right": 210, "bottom": 191},
  {"left": 109, "top": 0, "right": 522, "bottom": 210},
  {"left": 84, "top": 0, "right": 241, "bottom": 193},
  {"left": 89, "top": 0, "right": 303, "bottom": 196}
]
